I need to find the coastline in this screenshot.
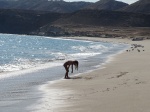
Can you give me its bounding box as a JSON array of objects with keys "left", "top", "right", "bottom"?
[
  {"left": 0, "top": 35, "right": 128, "bottom": 112},
  {"left": 31, "top": 37, "right": 150, "bottom": 112}
]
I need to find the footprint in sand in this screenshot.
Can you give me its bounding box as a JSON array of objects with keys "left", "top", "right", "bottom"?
[
  {"left": 84, "top": 77, "right": 93, "bottom": 80},
  {"left": 108, "top": 72, "right": 128, "bottom": 79},
  {"left": 116, "top": 72, "right": 128, "bottom": 78}
]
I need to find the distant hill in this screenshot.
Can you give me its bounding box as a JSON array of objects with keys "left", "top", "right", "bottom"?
[
  {"left": 0, "top": 9, "right": 63, "bottom": 34},
  {"left": 85, "top": 0, "right": 128, "bottom": 11},
  {"left": 120, "top": 0, "right": 150, "bottom": 14},
  {"left": 38, "top": 9, "right": 150, "bottom": 36},
  {"left": 0, "top": 0, "right": 92, "bottom": 13},
  {"left": 52, "top": 9, "right": 150, "bottom": 27},
  {"left": 0, "top": 0, "right": 150, "bottom": 14},
  {"left": 0, "top": 9, "right": 150, "bottom": 36}
]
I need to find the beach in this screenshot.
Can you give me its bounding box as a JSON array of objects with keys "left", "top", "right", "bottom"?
[
  {"left": 39, "top": 37, "right": 150, "bottom": 112},
  {"left": 1, "top": 34, "right": 129, "bottom": 112}
]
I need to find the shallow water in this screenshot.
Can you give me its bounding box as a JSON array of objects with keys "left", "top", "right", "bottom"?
[
  {"left": 0, "top": 34, "right": 112, "bottom": 73},
  {"left": 0, "top": 34, "right": 128, "bottom": 112}
]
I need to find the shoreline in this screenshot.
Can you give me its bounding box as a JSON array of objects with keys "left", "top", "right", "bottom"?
[
  {"left": 30, "top": 37, "right": 150, "bottom": 112},
  {"left": 27, "top": 37, "right": 129, "bottom": 112},
  {"left": 0, "top": 35, "right": 129, "bottom": 112},
  {"left": 34, "top": 37, "right": 150, "bottom": 112}
]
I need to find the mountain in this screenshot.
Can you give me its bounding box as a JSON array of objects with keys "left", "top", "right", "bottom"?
[
  {"left": 38, "top": 9, "right": 150, "bottom": 36},
  {"left": 85, "top": 0, "right": 128, "bottom": 11},
  {"left": 0, "top": 0, "right": 92, "bottom": 13},
  {"left": 0, "top": 9, "right": 150, "bottom": 36},
  {"left": 120, "top": 0, "right": 150, "bottom": 14},
  {"left": 1, "top": 0, "right": 150, "bottom": 14},
  {"left": 0, "top": 9, "right": 63, "bottom": 34},
  {"left": 52, "top": 9, "right": 150, "bottom": 27}
]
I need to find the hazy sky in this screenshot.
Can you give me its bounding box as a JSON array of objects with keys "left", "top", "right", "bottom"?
[
  {"left": 117, "top": 0, "right": 139, "bottom": 4},
  {"left": 66, "top": 0, "right": 139, "bottom": 4}
]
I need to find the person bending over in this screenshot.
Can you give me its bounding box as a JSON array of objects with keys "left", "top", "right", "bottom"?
[{"left": 63, "top": 60, "right": 79, "bottom": 79}]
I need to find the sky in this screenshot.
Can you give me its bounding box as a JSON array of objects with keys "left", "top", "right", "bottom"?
[
  {"left": 66, "top": 0, "right": 139, "bottom": 4},
  {"left": 116, "top": 0, "right": 139, "bottom": 4}
]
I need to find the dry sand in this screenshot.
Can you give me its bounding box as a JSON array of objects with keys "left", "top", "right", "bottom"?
[{"left": 41, "top": 37, "right": 150, "bottom": 112}]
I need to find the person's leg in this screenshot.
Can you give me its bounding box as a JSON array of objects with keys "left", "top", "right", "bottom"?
[
  {"left": 65, "top": 71, "right": 70, "bottom": 79},
  {"left": 64, "top": 66, "right": 69, "bottom": 79},
  {"left": 65, "top": 72, "right": 67, "bottom": 79},
  {"left": 71, "top": 64, "right": 73, "bottom": 73}
]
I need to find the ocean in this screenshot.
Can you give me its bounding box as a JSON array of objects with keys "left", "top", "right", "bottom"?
[{"left": 0, "top": 34, "right": 128, "bottom": 112}]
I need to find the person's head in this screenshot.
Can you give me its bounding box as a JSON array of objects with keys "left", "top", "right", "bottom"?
[{"left": 73, "top": 60, "right": 79, "bottom": 70}]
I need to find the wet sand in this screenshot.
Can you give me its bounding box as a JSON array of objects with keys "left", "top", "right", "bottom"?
[{"left": 38, "top": 37, "right": 150, "bottom": 112}]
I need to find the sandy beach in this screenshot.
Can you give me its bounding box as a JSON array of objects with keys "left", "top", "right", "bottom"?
[{"left": 40, "top": 37, "right": 150, "bottom": 112}]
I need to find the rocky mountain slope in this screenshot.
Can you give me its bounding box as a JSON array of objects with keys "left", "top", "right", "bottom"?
[
  {"left": 0, "top": 0, "right": 92, "bottom": 13},
  {"left": 120, "top": 0, "right": 150, "bottom": 14},
  {"left": 1, "top": 9, "right": 149, "bottom": 36},
  {"left": 52, "top": 9, "right": 150, "bottom": 27},
  {"left": 0, "top": 0, "right": 150, "bottom": 14},
  {"left": 0, "top": 0, "right": 150, "bottom": 37},
  {"left": 0, "top": 9, "right": 63, "bottom": 34},
  {"left": 85, "top": 0, "right": 128, "bottom": 10}
]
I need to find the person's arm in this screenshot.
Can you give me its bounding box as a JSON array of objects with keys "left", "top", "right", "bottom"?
[
  {"left": 71, "top": 64, "right": 73, "bottom": 73},
  {"left": 67, "top": 65, "right": 70, "bottom": 72}
]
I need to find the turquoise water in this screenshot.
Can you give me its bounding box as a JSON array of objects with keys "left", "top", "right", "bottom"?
[
  {"left": 0, "top": 34, "right": 117, "bottom": 72},
  {"left": 0, "top": 34, "right": 128, "bottom": 112}
]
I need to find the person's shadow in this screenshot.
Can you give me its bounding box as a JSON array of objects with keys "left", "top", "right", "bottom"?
[{"left": 69, "top": 76, "right": 82, "bottom": 79}]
